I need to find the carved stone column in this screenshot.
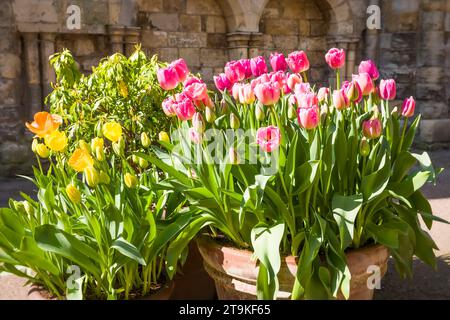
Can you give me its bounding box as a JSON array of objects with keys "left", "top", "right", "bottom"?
[
  {"left": 108, "top": 25, "right": 126, "bottom": 54},
  {"left": 226, "top": 32, "right": 251, "bottom": 61},
  {"left": 364, "top": 0, "right": 380, "bottom": 63},
  {"left": 124, "top": 27, "right": 141, "bottom": 56},
  {"left": 22, "top": 33, "right": 42, "bottom": 116},
  {"left": 39, "top": 33, "right": 56, "bottom": 103},
  {"left": 346, "top": 42, "right": 358, "bottom": 80},
  {"left": 248, "top": 33, "right": 264, "bottom": 58}
]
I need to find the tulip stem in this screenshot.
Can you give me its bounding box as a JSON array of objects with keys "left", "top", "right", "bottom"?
[
  {"left": 398, "top": 117, "right": 408, "bottom": 154},
  {"left": 302, "top": 72, "right": 308, "bottom": 83},
  {"left": 336, "top": 69, "right": 341, "bottom": 90}
]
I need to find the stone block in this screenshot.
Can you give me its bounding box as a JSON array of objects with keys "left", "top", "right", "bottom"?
[
  {"left": 0, "top": 79, "right": 19, "bottom": 106},
  {"left": 141, "top": 30, "right": 168, "bottom": 48},
  {"left": 421, "top": 0, "right": 446, "bottom": 11},
  {"left": 186, "top": 0, "right": 222, "bottom": 15},
  {"left": 422, "top": 11, "right": 445, "bottom": 31},
  {"left": 168, "top": 32, "right": 207, "bottom": 48},
  {"left": 199, "top": 48, "right": 227, "bottom": 67},
  {"left": 380, "top": 50, "right": 416, "bottom": 68},
  {"left": 418, "top": 101, "right": 448, "bottom": 119},
  {"left": 179, "top": 48, "right": 200, "bottom": 67},
  {"left": 162, "top": 0, "right": 185, "bottom": 13},
  {"left": 12, "top": 0, "right": 59, "bottom": 24},
  {"left": 310, "top": 20, "right": 327, "bottom": 36},
  {"left": 179, "top": 15, "right": 202, "bottom": 32},
  {"left": 384, "top": 0, "right": 420, "bottom": 32},
  {"left": 0, "top": 1, "right": 13, "bottom": 27},
  {"left": 199, "top": 67, "right": 213, "bottom": 81},
  {"left": 391, "top": 33, "right": 417, "bottom": 50},
  {"left": 298, "top": 37, "right": 325, "bottom": 51},
  {"left": 0, "top": 141, "right": 30, "bottom": 165},
  {"left": 73, "top": 38, "right": 95, "bottom": 56},
  {"left": 0, "top": 53, "right": 21, "bottom": 79},
  {"left": 153, "top": 48, "right": 179, "bottom": 63},
  {"left": 205, "top": 16, "right": 227, "bottom": 34},
  {"left": 416, "top": 83, "right": 446, "bottom": 101},
  {"left": 417, "top": 67, "right": 445, "bottom": 84},
  {"left": 420, "top": 119, "right": 450, "bottom": 143},
  {"left": 137, "top": 0, "right": 163, "bottom": 12},
  {"left": 262, "top": 19, "right": 298, "bottom": 35},
  {"left": 207, "top": 34, "right": 226, "bottom": 48},
  {"left": 298, "top": 20, "right": 310, "bottom": 36},
  {"left": 379, "top": 33, "right": 392, "bottom": 49},
  {"left": 149, "top": 13, "right": 179, "bottom": 31},
  {"left": 274, "top": 35, "right": 298, "bottom": 50}
]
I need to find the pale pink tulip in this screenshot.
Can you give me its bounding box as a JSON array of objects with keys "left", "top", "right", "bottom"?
[
  {"left": 189, "top": 127, "right": 203, "bottom": 144},
  {"left": 256, "top": 126, "right": 281, "bottom": 152},
  {"left": 332, "top": 89, "right": 350, "bottom": 110},
  {"left": 317, "top": 87, "right": 330, "bottom": 103},
  {"left": 287, "top": 74, "right": 302, "bottom": 91},
  {"left": 297, "top": 107, "right": 319, "bottom": 130},
  {"left": 352, "top": 73, "right": 373, "bottom": 96},
  {"left": 297, "top": 92, "right": 319, "bottom": 109},
  {"left": 184, "top": 82, "right": 208, "bottom": 102},
  {"left": 254, "top": 82, "right": 281, "bottom": 106},
  {"left": 238, "top": 83, "right": 255, "bottom": 104},
  {"left": 162, "top": 96, "right": 176, "bottom": 117},
  {"left": 343, "top": 80, "right": 362, "bottom": 103},
  {"left": 358, "top": 60, "right": 379, "bottom": 80},
  {"left": 379, "top": 79, "right": 396, "bottom": 100}
]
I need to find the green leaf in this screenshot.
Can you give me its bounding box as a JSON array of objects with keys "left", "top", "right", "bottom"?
[
  {"left": 366, "top": 222, "right": 399, "bottom": 248},
  {"left": 362, "top": 153, "right": 390, "bottom": 201},
  {"left": 112, "top": 237, "right": 146, "bottom": 265},
  {"left": 402, "top": 115, "right": 420, "bottom": 152},
  {"left": 292, "top": 160, "right": 320, "bottom": 194},
  {"left": 332, "top": 194, "right": 363, "bottom": 249},
  {"left": 388, "top": 171, "right": 431, "bottom": 199}
]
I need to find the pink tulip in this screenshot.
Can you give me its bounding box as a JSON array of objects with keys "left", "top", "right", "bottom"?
[
  {"left": 214, "top": 73, "right": 232, "bottom": 92},
  {"left": 174, "top": 96, "right": 196, "bottom": 121},
  {"left": 317, "top": 87, "right": 330, "bottom": 102},
  {"left": 225, "top": 60, "right": 246, "bottom": 83},
  {"left": 325, "top": 48, "right": 346, "bottom": 69},
  {"left": 238, "top": 83, "right": 255, "bottom": 104},
  {"left": 402, "top": 96, "right": 415, "bottom": 118},
  {"left": 358, "top": 60, "right": 379, "bottom": 80},
  {"left": 270, "top": 71, "right": 285, "bottom": 89},
  {"left": 332, "top": 89, "right": 350, "bottom": 110},
  {"left": 256, "top": 126, "right": 281, "bottom": 152},
  {"left": 251, "top": 74, "right": 271, "bottom": 90},
  {"left": 343, "top": 80, "right": 362, "bottom": 103},
  {"left": 287, "top": 51, "right": 310, "bottom": 73},
  {"left": 162, "top": 96, "right": 176, "bottom": 117},
  {"left": 184, "top": 81, "right": 208, "bottom": 102},
  {"left": 352, "top": 72, "right": 373, "bottom": 96},
  {"left": 297, "top": 92, "right": 319, "bottom": 109},
  {"left": 254, "top": 82, "right": 281, "bottom": 106},
  {"left": 183, "top": 76, "right": 202, "bottom": 87},
  {"left": 250, "top": 56, "right": 268, "bottom": 77},
  {"left": 195, "top": 95, "right": 213, "bottom": 109},
  {"left": 270, "top": 52, "right": 287, "bottom": 72},
  {"left": 294, "top": 82, "right": 312, "bottom": 96},
  {"left": 287, "top": 73, "right": 302, "bottom": 91},
  {"left": 240, "top": 59, "right": 252, "bottom": 79},
  {"left": 157, "top": 67, "right": 180, "bottom": 90},
  {"left": 189, "top": 127, "right": 203, "bottom": 144},
  {"left": 170, "top": 58, "right": 189, "bottom": 83},
  {"left": 297, "top": 107, "right": 319, "bottom": 130},
  {"left": 379, "top": 79, "right": 396, "bottom": 100},
  {"left": 362, "top": 119, "right": 382, "bottom": 139}
]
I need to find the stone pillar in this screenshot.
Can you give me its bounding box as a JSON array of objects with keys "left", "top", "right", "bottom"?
[
  {"left": 248, "top": 33, "right": 264, "bottom": 58},
  {"left": 226, "top": 32, "right": 251, "bottom": 61},
  {"left": 108, "top": 25, "right": 126, "bottom": 54},
  {"left": 124, "top": 27, "right": 141, "bottom": 56},
  {"left": 22, "top": 33, "right": 42, "bottom": 116},
  {"left": 364, "top": 0, "right": 380, "bottom": 62},
  {"left": 39, "top": 33, "right": 56, "bottom": 102},
  {"left": 346, "top": 42, "right": 358, "bottom": 80}
]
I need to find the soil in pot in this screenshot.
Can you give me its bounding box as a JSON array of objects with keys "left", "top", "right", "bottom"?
[{"left": 197, "top": 236, "right": 389, "bottom": 300}]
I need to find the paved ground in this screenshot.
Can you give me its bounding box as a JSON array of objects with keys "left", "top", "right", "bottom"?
[{"left": 0, "top": 149, "right": 449, "bottom": 300}]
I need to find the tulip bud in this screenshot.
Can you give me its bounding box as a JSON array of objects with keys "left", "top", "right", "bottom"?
[
  {"left": 159, "top": 131, "right": 170, "bottom": 144},
  {"left": 84, "top": 167, "right": 100, "bottom": 188},
  {"left": 205, "top": 106, "right": 216, "bottom": 123},
  {"left": 256, "top": 103, "right": 266, "bottom": 121},
  {"left": 391, "top": 106, "right": 399, "bottom": 118},
  {"left": 112, "top": 142, "right": 122, "bottom": 156},
  {"left": 124, "top": 172, "right": 138, "bottom": 189},
  {"left": 14, "top": 201, "right": 26, "bottom": 215},
  {"left": 79, "top": 140, "right": 91, "bottom": 153},
  {"left": 132, "top": 154, "right": 139, "bottom": 164},
  {"left": 371, "top": 105, "right": 380, "bottom": 119},
  {"left": 95, "top": 146, "right": 105, "bottom": 161},
  {"left": 139, "top": 157, "right": 149, "bottom": 169},
  {"left": 31, "top": 139, "right": 38, "bottom": 153},
  {"left": 66, "top": 183, "right": 82, "bottom": 204},
  {"left": 99, "top": 170, "right": 110, "bottom": 184},
  {"left": 362, "top": 119, "right": 382, "bottom": 139},
  {"left": 287, "top": 104, "right": 296, "bottom": 119},
  {"left": 359, "top": 137, "right": 370, "bottom": 157},
  {"left": 192, "top": 112, "right": 205, "bottom": 133},
  {"left": 402, "top": 96, "right": 415, "bottom": 118},
  {"left": 230, "top": 113, "right": 240, "bottom": 129},
  {"left": 320, "top": 105, "right": 328, "bottom": 122},
  {"left": 23, "top": 201, "right": 35, "bottom": 215},
  {"left": 36, "top": 143, "right": 50, "bottom": 158},
  {"left": 91, "top": 137, "right": 104, "bottom": 151},
  {"left": 141, "top": 132, "right": 151, "bottom": 147},
  {"left": 229, "top": 147, "right": 239, "bottom": 164},
  {"left": 220, "top": 99, "right": 228, "bottom": 114}
]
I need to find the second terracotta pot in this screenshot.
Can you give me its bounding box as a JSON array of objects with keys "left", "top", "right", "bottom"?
[{"left": 197, "top": 236, "right": 389, "bottom": 300}]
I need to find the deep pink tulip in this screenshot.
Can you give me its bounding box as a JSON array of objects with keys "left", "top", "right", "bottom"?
[
  {"left": 162, "top": 96, "right": 176, "bottom": 117},
  {"left": 270, "top": 52, "right": 287, "bottom": 72},
  {"left": 270, "top": 71, "right": 286, "bottom": 89},
  {"left": 379, "top": 79, "right": 396, "bottom": 100},
  {"left": 352, "top": 72, "right": 374, "bottom": 96},
  {"left": 157, "top": 67, "right": 180, "bottom": 90},
  {"left": 225, "top": 60, "right": 246, "bottom": 83},
  {"left": 317, "top": 87, "right": 330, "bottom": 102},
  {"left": 332, "top": 89, "right": 350, "bottom": 110},
  {"left": 325, "top": 48, "right": 345, "bottom": 69},
  {"left": 287, "top": 73, "right": 302, "bottom": 91},
  {"left": 256, "top": 126, "right": 281, "bottom": 152},
  {"left": 402, "top": 96, "right": 415, "bottom": 118},
  {"left": 170, "top": 58, "right": 189, "bottom": 83},
  {"left": 363, "top": 119, "right": 382, "bottom": 139},
  {"left": 214, "top": 73, "right": 233, "bottom": 92},
  {"left": 254, "top": 82, "right": 281, "bottom": 106},
  {"left": 358, "top": 60, "right": 379, "bottom": 80},
  {"left": 297, "top": 107, "right": 320, "bottom": 130},
  {"left": 297, "top": 92, "right": 319, "bottom": 109},
  {"left": 287, "top": 51, "right": 310, "bottom": 73},
  {"left": 240, "top": 59, "right": 252, "bottom": 79},
  {"left": 250, "top": 56, "right": 268, "bottom": 77},
  {"left": 184, "top": 81, "right": 208, "bottom": 102},
  {"left": 174, "top": 96, "right": 196, "bottom": 121}
]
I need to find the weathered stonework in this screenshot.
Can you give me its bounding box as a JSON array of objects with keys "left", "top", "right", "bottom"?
[{"left": 0, "top": 0, "right": 449, "bottom": 176}]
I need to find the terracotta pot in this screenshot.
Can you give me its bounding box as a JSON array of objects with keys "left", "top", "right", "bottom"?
[
  {"left": 170, "top": 241, "right": 217, "bottom": 300},
  {"left": 197, "top": 236, "right": 389, "bottom": 300}
]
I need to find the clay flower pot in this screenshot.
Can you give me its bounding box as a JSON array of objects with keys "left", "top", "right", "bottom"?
[{"left": 197, "top": 236, "right": 389, "bottom": 300}]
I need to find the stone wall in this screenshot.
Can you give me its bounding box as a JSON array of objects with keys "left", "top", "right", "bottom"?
[{"left": 0, "top": 0, "right": 449, "bottom": 176}]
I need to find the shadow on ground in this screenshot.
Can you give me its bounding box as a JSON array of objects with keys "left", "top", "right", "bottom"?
[{"left": 376, "top": 254, "right": 450, "bottom": 300}]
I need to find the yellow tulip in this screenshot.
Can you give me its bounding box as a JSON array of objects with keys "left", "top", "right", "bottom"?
[
  {"left": 158, "top": 131, "right": 170, "bottom": 144},
  {"left": 44, "top": 130, "right": 67, "bottom": 152},
  {"left": 95, "top": 146, "right": 105, "bottom": 161},
  {"left": 91, "top": 137, "right": 104, "bottom": 150},
  {"left": 66, "top": 183, "right": 81, "bottom": 204},
  {"left": 68, "top": 148, "right": 94, "bottom": 172},
  {"left": 103, "top": 121, "right": 122, "bottom": 142},
  {"left": 141, "top": 132, "right": 151, "bottom": 147},
  {"left": 31, "top": 139, "right": 38, "bottom": 153},
  {"left": 84, "top": 167, "right": 99, "bottom": 188},
  {"left": 35, "top": 143, "right": 50, "bottom": 158},
  {"left": 124, "top": 172, "right": 138, "bottom": 189},
  {"left": 118, "top": 80, "right": 129, "bottom": 98},
  {"left": 78, "top": 140, "right": 91, "bottom": 152}
]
